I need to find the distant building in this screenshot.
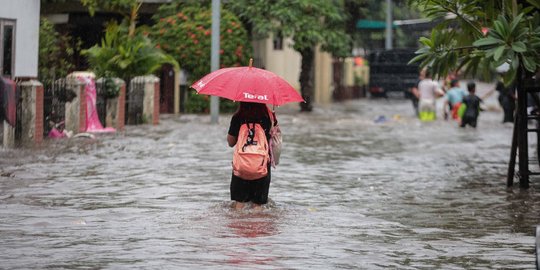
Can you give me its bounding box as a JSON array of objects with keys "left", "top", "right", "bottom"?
[
  {"left": 0, "top": 0, "right": 41, "bottom": 80},
  {"left": 252, "top": 35, "right": 336, "bottom": 105}
]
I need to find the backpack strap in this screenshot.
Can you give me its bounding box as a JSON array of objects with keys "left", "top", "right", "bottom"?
[{"left": 267, "top": 106, "right": 278, "bottom": 127}]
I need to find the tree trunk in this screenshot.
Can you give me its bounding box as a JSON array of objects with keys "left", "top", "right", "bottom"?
[
  {"left": 516, "top": 66, "right": 530, "bottom": 188},
  {"left": 299, "top": 47, "right": 314, "bottom": 112}
]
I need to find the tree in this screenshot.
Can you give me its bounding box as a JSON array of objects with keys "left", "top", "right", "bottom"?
[
  {"left": 227, "top": 0, "right": 352, "bottom": 112},
  {"left": 78, "top": 0, "right": 178, "bottom": 81},
  {"left": 83, "top": 22, "right": 178, "bottom": 81},
  {"left": 151, "top": 2, "right": 253, "bottom": 113},
  {"left": 151, "top": 5, "right": 252, "bottom": 83},
  {"left": 80, "top": 0, "right": 142, "bottom": 37},
  {"left": 38, "top": 18, "right": 78, "bottom": 89},
  {"left": 409, "top": 0, "right": 540, "bottom": 188},
  {"left": 409, "top": 0, "right": 540, "bottom": 84}
]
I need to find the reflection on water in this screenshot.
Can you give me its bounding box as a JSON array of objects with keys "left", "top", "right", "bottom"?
[
  {"left": 220, "top": 206, "right": 280, "bottom": 267},
  {"left": 0, "top": 98, "right": 539, "bottom": 269}
]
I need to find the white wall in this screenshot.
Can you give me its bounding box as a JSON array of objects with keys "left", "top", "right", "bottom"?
[
  {"left": 252, "top": 36, "right": 302, "bottom": 90},
  {"left": 0, "top": 0, "right": 40, "bottom": 78}
]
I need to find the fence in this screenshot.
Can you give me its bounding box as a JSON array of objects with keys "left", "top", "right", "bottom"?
[
  {"left": 42, "top": 78, "right": 77, "bottom": 136},
  {"left": 94, "top": 80, "right": 107, "bottom": 126},
  {"left": 126, "top": 77, "right": 146, "bottom": 125},
  {"left": 14, "top": 83, "right": 22, "bottom": 144}
]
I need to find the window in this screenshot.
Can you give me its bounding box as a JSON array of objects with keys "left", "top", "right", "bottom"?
[
  {"left": 0, "top": 19, "right": 16, "bottom": 78},
  {"left": 273, "top": 31, "right": 283, "bottom": 50}
]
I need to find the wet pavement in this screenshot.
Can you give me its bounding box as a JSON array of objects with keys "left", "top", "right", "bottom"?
[{"left": 1, "top": 93, "right": 539, "bottom": 269}]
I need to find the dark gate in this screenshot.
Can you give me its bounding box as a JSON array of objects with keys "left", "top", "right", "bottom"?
[
  {"left": 95, "top": 80, "right": 107, "bottom": 126},
  {"left": 126, "top": 77, "right": 145, "bottom": 125},
  {"left": 160, "top": 64, "right": 175, "bottom": 114},
  {"left": 43, "top": 79, "right": 75, "bottom": 136},
  {"left": 14, "top": 83, "right": 22, "bottom": 145}
]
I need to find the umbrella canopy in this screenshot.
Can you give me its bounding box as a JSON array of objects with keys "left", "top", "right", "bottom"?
[{"left": 191, "top": 60, "right": 304, "bottom": 106}]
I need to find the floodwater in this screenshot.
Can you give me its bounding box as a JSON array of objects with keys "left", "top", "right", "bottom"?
[{"left": 1, "top": 96, "right": 539, "bottom": 269}]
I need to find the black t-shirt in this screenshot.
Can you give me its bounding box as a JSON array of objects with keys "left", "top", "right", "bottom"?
[
  {"left": 462, "top": 94, "right": 482, "bottom": 118},
  {"left": 228, "top": 113, "right": 272, "bottom": 141}
]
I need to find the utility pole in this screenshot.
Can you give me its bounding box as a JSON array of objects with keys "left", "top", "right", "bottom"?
[
  {"left": 385, "top": 0, "right": 393, "bottom": 50},
  {"left": 210, "top": 0, "right": 220, "bottom": 124}
]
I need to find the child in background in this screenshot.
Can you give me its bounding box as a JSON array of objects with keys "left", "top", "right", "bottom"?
[
  {"left": 443, "top": 79, "right": 467, "bottom": 120},
  {"left": 460, "top": 82, "right": 483, "bottom": 128}
]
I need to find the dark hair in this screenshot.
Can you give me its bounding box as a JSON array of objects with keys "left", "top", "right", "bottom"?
[
  {"left": 235, "top": 102, "right": 269, "bottom": 121},
  {"left": 425, "top": 69, "right": 431, "bottom": 78},
  {"left": 467, "top": 82, "right": 476, "bottom": 92},
  {"left": 450, "top": 79, "right": 459, "bottom": 87}
]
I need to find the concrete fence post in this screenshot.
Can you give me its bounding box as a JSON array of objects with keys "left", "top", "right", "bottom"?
[
  {"left": 98, "top": 78, "right": 126, "bottom": 132},
  {"left": 18, "top": 80, "right": 44, "bottom": 146},
  {"left": 3, "top": 121, "right": 15, "bottom": 148},
  {"left": 64, "top": 79, "right": 86, "bottom": 134},
  {"left": 110, "top": 79, "right": 126, "bottom": 131},
  {"left": 142, "top": 75, "right": 160, "bottom": 125}
]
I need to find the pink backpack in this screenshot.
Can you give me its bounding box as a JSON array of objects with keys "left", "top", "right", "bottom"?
[{"left": 232, "top": 122, "right": 269, "bottom": 180}]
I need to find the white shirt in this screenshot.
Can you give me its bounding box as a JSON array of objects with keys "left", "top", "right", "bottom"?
[{"left": 418, "top": 78, "right": 443, "bottom": 100}]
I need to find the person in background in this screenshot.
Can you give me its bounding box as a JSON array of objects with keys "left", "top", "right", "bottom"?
[
  {"left": 495, "top": 74, "right": 516, "bottom": 123},
  {"left": 496, "top": 77, "right": 516, "bottom": 123},
  {"left": 460, "top": 82, "right": 483, "bottom": 128},
  {"left": 443, "top": 79, "right": 467, "bottom": 120},
  {"left": 418, "top": 70, "right": 445, "bottom": 121},
  {"left": 408, "top": 68, "right": 426, "bottom": 117}
]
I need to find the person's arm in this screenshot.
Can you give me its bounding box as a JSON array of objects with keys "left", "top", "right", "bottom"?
[
  {"left": 411, "top": 86, "right": 420, "bottom": 99},
  {"left": 227, "top": 115, "right": 239, "bottom": 147},
  {"left": 227, "top": 135, "right": 237, "bottom": 147},
  {"left": 481, "top": 88, "right": 496, "bottom": 100},
  {"left": 435, "top": 82, "right": 445, "bottom": 98},
  {"left": 443, "top": 99, "right": 449, "bottom": 119}
]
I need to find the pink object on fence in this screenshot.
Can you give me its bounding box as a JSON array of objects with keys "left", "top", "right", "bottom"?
[
  {"left": 1, "top": 77, "right": 17, "bottom": 127},
  {"left": 75, "top": 75, "right": 115, "bottom": 133},
  {"left": 48, "top": 127, "right": 66, "bottom": 139}
]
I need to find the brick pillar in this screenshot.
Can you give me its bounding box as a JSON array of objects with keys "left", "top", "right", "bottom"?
[
  {"left": 19, "top": 80, "right": 44, "bottom": 146},
  {"left": 142, "top": 75, "right": 160, "bottom": 125},
  {"left": 34, "top": 84, "right": 44, "bottom": 144},
  {"left": 64, "top": 80, "right": 86, "bottom": 135}
]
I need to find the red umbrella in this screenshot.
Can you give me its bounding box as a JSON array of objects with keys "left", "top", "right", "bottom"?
[{"left": 191, "top": 59, "right": 304, "bottom": 106}]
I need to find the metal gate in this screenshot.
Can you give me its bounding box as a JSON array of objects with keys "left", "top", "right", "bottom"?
[
  {"left": 43, "top": 79, "right": 75, "bottom": 136},
  {"left": 95, "top": 80, "right": 107, "bottom": 126},
  {"left": 14, "top": 83, "right": 22, "bottom": 145},
  {"left": 126, "top": 77, "right": 145, "bottom": 125}
]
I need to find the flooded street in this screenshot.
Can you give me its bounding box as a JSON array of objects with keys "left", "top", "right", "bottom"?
[{"left": 1, "top": 96, "right": 539, "bottom": 269}]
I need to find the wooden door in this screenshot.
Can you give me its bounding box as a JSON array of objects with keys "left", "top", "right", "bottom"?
[{"left": 160, "top": 64, "right": 175, "bottom": 114}]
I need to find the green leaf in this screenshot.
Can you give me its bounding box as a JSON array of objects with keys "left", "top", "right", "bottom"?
[
  {"left": 493, "top": 20, "right": 506, "bottom": 37},
  {"left": 508, "top": 13, "right": 525, "bottom": 37},
  {"left": 408, "top": 53, "right": 428, "bottom": 65},
  {"left": 419, "top": 37, "right": 433, "bottom": 47},
  {"left": 522, "top": 56, "right": 538, "bottom": 72},
  {"left": 473, "top": 37, "right": 503, "bottom": 47},
  {"left": 512, "top": 41, "right": 527, "bottom": 53},
  {"left": 494, "top": 45, "right": 506, "bottom": 61},
  {"left": 526, "top": 0, "right": 540, "bottom": 9},
  {"left": 503, "top": 67, "right": 517, "bottom": 86}
]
